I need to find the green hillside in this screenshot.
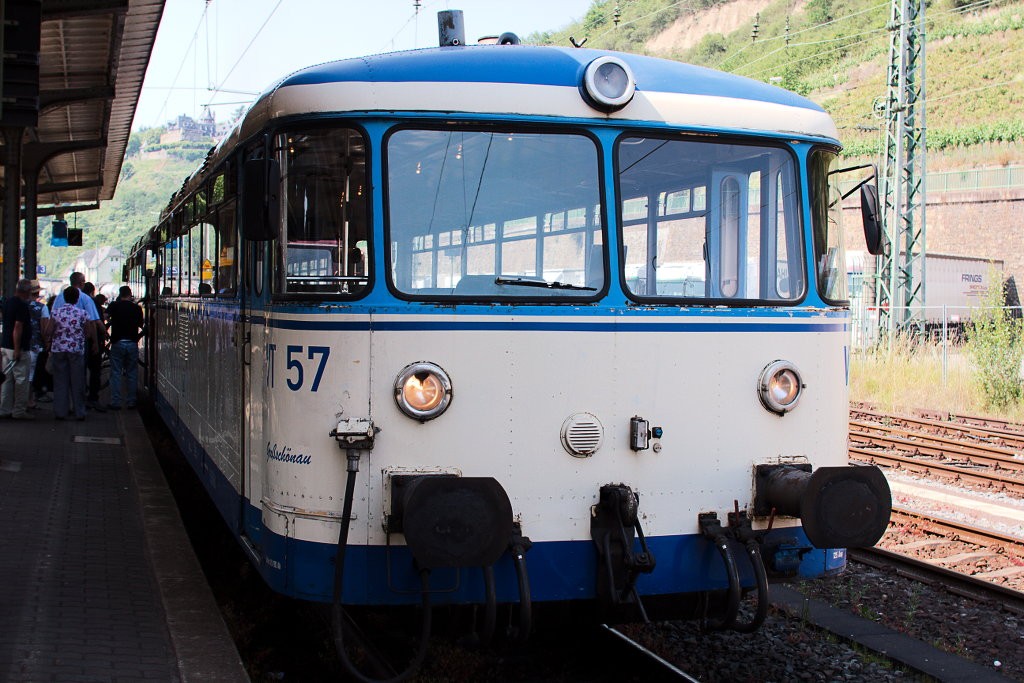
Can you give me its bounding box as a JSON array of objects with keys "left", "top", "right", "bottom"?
[
  {"left": 533, "top": 0, "right": 1024, "bottom": 161},
  {"left": 36, "top": 130, "right": 200, "bottom": 281}
]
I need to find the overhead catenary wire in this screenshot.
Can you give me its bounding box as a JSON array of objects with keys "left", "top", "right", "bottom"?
[
  {"left": 720, "top": 0, "right": 890, "bottom": 70},
  {"left": 740, "top": 33, "right": 881, "bottom": 81},
  {"left": 208, "top": 0, "right": 285, "bottom": 102},
  {"left": 153, "top": 4, "right": 210, "bottom": 125},
  {"left": 587, "top": 0, "right": 697, "bottom": 43},
  {"left": 723, "top": 0, "right": 1008, "bottom": 78},
  {"left": 732, "top": 23, "right": 889, "bottom": 77},
  {"left": 379, "top": 0, "right": 447, "bottom": 53}
]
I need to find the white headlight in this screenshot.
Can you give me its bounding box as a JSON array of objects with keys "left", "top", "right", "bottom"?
[
  {"left": 758, "top": 360, "right": 804, "bottom": 415},
  {"left": 395, "top": 362, "right": 453, "bottom": 421},
  {"left": 582, "top": 56, "right": 636, "bottom": 112}
]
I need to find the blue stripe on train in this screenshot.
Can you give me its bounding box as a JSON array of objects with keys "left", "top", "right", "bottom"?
[
  {"left": 155, "top": 387, "right": 843, "bottom": 605},
  {"left": 263, "top": 318, "right": 848, "bottom": 333}
]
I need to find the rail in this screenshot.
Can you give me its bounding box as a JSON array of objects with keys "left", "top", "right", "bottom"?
[{"left": 850, "top": 547, "right": 1024, "bottom": 616}]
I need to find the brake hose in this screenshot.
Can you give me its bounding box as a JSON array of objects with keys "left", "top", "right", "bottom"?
[
  {"left": 729, "top": 539, "right": 769, "bottom": 633},
  {"left": 477, "top": 566, "right": 497, "bottom": 647},
  {"left": 705, "top": 531, "right": 741, "bottom": 631},
  {"left": 510, "top": 539, "right": 533, "bottom": 644},
  {"left": 331, "top": 451, "right": 433, "bottom": 683}
]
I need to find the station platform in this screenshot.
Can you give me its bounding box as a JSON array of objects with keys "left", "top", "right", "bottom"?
[{"left": 0, "top": 398, "right": 249, "bottom": 682}]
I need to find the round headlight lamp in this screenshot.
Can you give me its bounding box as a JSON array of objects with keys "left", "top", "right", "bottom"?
[
  {"left": 394, "top": 362, "right": 453, "bottom": 421},
  {"left": 582, "top": 56, "right": 636, "bottom": 112},
  {"left": 758, "top": 360, "right": 804, "bottom": 415}
]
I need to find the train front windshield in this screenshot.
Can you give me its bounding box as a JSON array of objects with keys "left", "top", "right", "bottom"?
[
  {"left": 617, "top": 137, "right": 804, "bottom": 302},
  {"left": 387, "top": 128, "right": 604, "bottom": 298},
  {"left": 386, "top": 127, "right": 808, "bottom": 303}
]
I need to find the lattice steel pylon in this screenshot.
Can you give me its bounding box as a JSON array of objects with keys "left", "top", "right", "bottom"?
[{"left": 875, "top": 0, "right": 927, "bottom": 340}]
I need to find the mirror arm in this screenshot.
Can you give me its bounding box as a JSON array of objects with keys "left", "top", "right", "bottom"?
[{"left": 827, "top": 162, "right": 878, "bottom": 201}]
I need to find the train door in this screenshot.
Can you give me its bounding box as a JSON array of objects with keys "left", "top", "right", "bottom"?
[
  {"left": 143, "top": 245, "right": 160, "bottom": 391},
  {"left": 239, "top": 143, "right": 274, "bottom": 555},
  {"left": 240, "top": 237, "right": 271, "bottom": 550}
]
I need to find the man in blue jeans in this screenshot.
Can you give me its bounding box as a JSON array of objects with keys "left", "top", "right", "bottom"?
[
  {"left": 1, "top": 279, "right": 39, "bottom": 419},
  {"left": 105, "top": 286, "right": 145, "bottom": 409}
]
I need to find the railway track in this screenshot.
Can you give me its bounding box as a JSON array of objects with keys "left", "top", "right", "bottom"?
[
  {"left": 598, "top": 625, "right": 700, "bottom": 681},
  {"left": 849, "top": 406, "right": 1024, "bottom": 494},
  {"left": 851, "top": 405, "right": 1024, "bottom": 450},
  {"left": 913, "top": 407, "right": 1024, "bottom": 436},
  {"left": 880, "top": 506, "right": 1024, "bottom": 594},
  {"left": 849, "top": 421, "right": 1024, "bottom": 469},
  {"left": 850, "top": 445, "right": 1024, "bottom": 494},
  {"left": 850, "top": 546, "right": 1024, "bottom": 617},
  {"left": 848, "top": 407, "right": 1024, "bottom": 607}
]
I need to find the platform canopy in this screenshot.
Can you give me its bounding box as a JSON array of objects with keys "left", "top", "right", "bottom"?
[{"left": 1, "top": 0, "right": 165, "bottom": 293}]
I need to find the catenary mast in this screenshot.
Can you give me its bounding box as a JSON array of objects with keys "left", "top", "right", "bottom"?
[{"left": 876, "top": 0, "right": 927, "bottom": 340}]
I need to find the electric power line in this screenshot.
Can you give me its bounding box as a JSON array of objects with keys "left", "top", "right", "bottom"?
[
  {"left": 209, "top": 0, "right": 286, "bottom": 101},
  {"left": 154, "top": 5, "right": 210, "bottom": 124},
  {"left": 720, "top": 1, "right": 890, "bottom": 70}
]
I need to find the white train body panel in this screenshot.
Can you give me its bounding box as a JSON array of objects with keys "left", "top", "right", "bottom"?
[{"left": 249, "top": 313, "right": 848, "bottom": 547}]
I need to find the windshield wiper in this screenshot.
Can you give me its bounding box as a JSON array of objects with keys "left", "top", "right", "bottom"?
[{"left": 494, "top": 277, "right": 596, "bottom": 291}]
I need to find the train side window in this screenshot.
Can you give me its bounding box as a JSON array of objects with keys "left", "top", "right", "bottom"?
[
  {"left": 809, "top": 149, "right": 848, "bottom": 303},
  {"left": 211, "top": 173, "right": 225, "bottom": 205},
  {"left": 387, "top": 128, "right": 603, "bottom": 299},
  {"left": 171, "top": 238, "right": 183, "bottom": 296},
  {"left": 217, "top": 202, "right": 238, "bottom": 296},
  {"left": 198, "top": 220, "right": 217, "bottom": 295},
  {"left": 188, "top": 226, "right": 204, "bottom": 295},
  {"left": 273, "top": 126, "right": 370, "bottom": 297},
  {"left": 160, "top": 244, "right": 172, "bottom": 297}
]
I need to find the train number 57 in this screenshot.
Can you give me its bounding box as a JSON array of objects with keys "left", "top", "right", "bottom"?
[{"left": 267, "top": 344, "right": 331, "bottom": 392}]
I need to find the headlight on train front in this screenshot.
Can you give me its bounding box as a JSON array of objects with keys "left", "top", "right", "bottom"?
[
  {"left": 758, "top": 360, "right": 804, "bottom": 415},
  {"left": 394, "top": 362, "right": 453, "bottom": 421},
  {"left": 582, "top": 56, "right": 636, "bottom": 112}
]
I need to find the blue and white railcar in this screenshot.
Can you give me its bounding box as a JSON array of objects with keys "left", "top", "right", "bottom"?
[{"left": 127, "top": 20, "right": 890, "bottom": 640}]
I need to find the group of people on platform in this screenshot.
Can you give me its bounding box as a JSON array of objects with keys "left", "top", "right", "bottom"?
[{"left": 1, "top": 273, "right": 145, "bottom": 421}]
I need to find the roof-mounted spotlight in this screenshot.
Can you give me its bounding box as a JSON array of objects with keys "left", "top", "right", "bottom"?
[{"left": 582, "top": 56, "right": 636, "bottom": 112}]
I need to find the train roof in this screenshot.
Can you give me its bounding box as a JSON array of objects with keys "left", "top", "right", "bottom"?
[
  {"left": 161, "top": 45, "right": 839, "bottom": 225},
  {"left": 234, "top": 45, "right": 838, "bottom": 144}
]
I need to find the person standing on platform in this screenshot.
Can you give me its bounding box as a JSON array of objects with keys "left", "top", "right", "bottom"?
[
  {"left": 1, "top": 279, "right": 39, "bottom": 419},
  {"left": 82, "top": 282, "right": 105, "bottom": 410},
  {"left": 50, "top": 286, "right": 95, "bottom": 421},
  {"left": 105, "top": 286, "right": 144, "bottom": 410},
  {"left": 53, "top": 272, "right": 103, "bottom": 411},
  {"left": 26, "top": 281, "right": 52, "bottom": 409}
]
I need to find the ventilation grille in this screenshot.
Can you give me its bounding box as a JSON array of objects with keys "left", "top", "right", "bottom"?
[{"left": 560, "top": 413, "right": 604, "bottom": 458}]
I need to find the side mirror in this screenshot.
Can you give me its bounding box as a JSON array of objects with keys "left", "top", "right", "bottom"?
[
  {"left": 241, "top": 158, "right": 281, "bottom": 241},
  {"left": 860, "top": 184, "right": 883, "bottom": 256}
]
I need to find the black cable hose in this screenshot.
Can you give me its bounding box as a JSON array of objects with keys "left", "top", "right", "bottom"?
[
  {"left": 706, "top": 534, "right": 741, "bottom": 631},
  {"left": 728, "top": 540, "right": 769, "bottom": 633},
  {"left": 511, "top": 542, "right": 532, "bottom": 643},
  {"left": 331, "top": 454, "right": 433, "bottom": 683},
  {"left": 631, "top": 521, "right": 652, "bottom": 624},
  {"left": 478, "top": 566, "right": 497, "bottom": 647}
]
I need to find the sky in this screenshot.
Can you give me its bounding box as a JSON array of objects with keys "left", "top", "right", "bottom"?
[{"left": 133, "top": 0, "right": 595, "bottom": 130}]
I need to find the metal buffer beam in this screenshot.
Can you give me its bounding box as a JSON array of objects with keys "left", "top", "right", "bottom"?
[{"left": 876, "top": 0, "right": 927, "bottom": 338}]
